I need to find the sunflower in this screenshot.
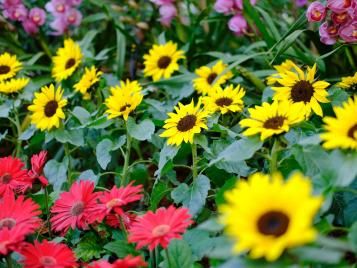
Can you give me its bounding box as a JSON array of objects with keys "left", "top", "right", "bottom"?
[
  {"left": 143, "top": 41, "right": 185, "bottom": 81},
  {"left": 272, "top": 63, "right": 330, "bottom": 117},
  {"left": 160, "top": 99, "right": 209, "bottom": 146},
  {"left": 105, "top": 80, "right": 143, "bottom": 121},
  {"left": 0, "top": 52, "right": 22, "bottom": 82},
  {"left": 28, "top": 84, "right": 68, "bottom": 131},
  {"left": 52, "top": 39, "right": 82, "bottom": 82},
  {"left": 74, "top": 66, "right": 103, "bottom": 100},
  {"left": 337, "top": 72, "right": 357, "bottom": 91},
  {"left": 321, "top": 96, "right": 357, "bottom": 150},
  {"left": 0, "top": 78, "right": 30, "bottom": 94},
  {"left": 219, "top": 172, "right": 323, "bottom": 261},
  {"left": 193, "top": 60, "right": 233, "bottom": 95},
  {"left": 202, "top": 84, "right": 245, "bottom": 114},
  {"left": 266, "top": 59, "right": 295, "bottom": 86},
  {"left": 240, "top": 101, "right": 305, "bottom": 140}
]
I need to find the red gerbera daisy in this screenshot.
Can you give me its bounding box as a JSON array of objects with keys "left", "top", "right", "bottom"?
[
  {"left": 0, "top": 192, "right": 41, "bottom": 234},
  {"left": 51, "top": 180, "right": 99, "bottom": 234},
  {"left": 106, "top": 213, "right": 136, "bottom": 230},
  {"left": 0, "top": 156, "right": 33, "bottom": 194},
  {"left": 87, "top": 255, "right": 147, "bottom": 268},
  {"left": 128, "top": 206, "right": 193, "bottom": 251},
  {"left": 29, "top": 151, "right": 48, "bottom": 187},
  {"left": 19, "top": 240, "right": 78, "bottom": 268},
  {"left": 0, "top": 226, "right": 27, "bottom": 255}
]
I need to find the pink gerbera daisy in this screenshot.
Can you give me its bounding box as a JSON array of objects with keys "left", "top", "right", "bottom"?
[
  {"left": 106, "top": 212, "right": 136, "bottom": 230},
  {"left": 19, "top": 240, "right": 78, "bottom": 268},
  {"left": 0, "top": 156, "right": 33, "bottom": 194},
  {"left": 128, "top": 206, "right": 193, "bottom": 251},
  {"left": 87, "top": 255, "right": 147, "bottom": 268},
  {"left": 0, "top": 192, "right": 41, "bottom": 234},
  {"left": 28, "top": 151, "right": 48, "bottom": 187},
  {"left": 0, "top": 226, "right": 27, "bottom": 255},
  {"left": 50, "top": 180, "right": 99, "bottom": 234}
]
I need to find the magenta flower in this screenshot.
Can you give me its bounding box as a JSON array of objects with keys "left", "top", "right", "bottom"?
[
  {"left": 3, "top": 4, "right": 27, "bottom": 21},
  {"left": 228, "top": 13, "right": 248, "bottom": 36},
  {"left": 65, "top": 8, "right": 82, "bottom": 26},
  {"left": 22, "top": 19, "right": 39, "bottom": 35},
  {"left": 296, "top": 0, "right": 308, "bottom": 7},
  {"left": 214, "top": 0, "right": 234, "bottom": 14},
  {"left": 45, "top": 0, "right": 68, "bottom": 14},
  {"left": 49, "top": 16, "right": 67, "bottom": 35},
  {"left": 307, "top": 2, "right": 327, "bottom": 22},
  {"left": 66, "top": 0, "right": 82, "bottom": 6},
  {"left": 159, "top": 4, "right": 177, "bottom": 26},
  {"left": 2, "top": 0, "right": 22, "bottom": 10},
  {"left": 319, "top": 22, "right": 339, "bottom": 45},
  {"left": 29, "top": 7, "right": 46, "bottom": 26},
  {"left": 331, "top": 11, "right": 351, "bottom": 24},
  {"left": 327, "top": 0, "right": 353, "bottom": 13},
  {"left": 339, "top": 20, "right": 357, "bottom": 42},
  {"left": 151, "top": 0, "right": 174, "bottom": 5}
]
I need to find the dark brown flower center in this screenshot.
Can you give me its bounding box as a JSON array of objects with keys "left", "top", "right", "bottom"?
[
  {"left": 215, "top": 97, "right": 233, "bottom": 107},
  {"left": 347, "top": 124, "right": 357, "bottom": 140},
  {"left": 0, "top": 173, "right": 12, "bottom": 184},
  {"left": 65, "top": 58, "right": 76, "bottom": 69},
  {"left": 70, "top": 201, "right": 84, "bottom": 216},
  {"left": 257, "top": 211, "right": 290, "bottom": 237},
  {"left": 177, "top": 115, "right": 197, "bottom": 132},
  {"left": 263, "top": 116, "right": 285, "bottom": 130},
  {"left": 40, "top": 256, "right": 57, "bottom": 265},
  {"left": 0, "top": 65, "right": 10, "bottom": 75},
  {"left": 44, "top": 100, "right": 58, "bottom": 117},
  {"left": 157, "top": 56, "right": 171, "bottom": 69},
  {"left": 120, "top": 104, "right": 131, "bottom": 112},
  {"left": 0, "top": 218, "right": 16, "bottom": 229},
  {"left": 291, "top": 80, "right": 314, "bottom": 103},
  {"left": 207, "top": 73, "right": 218, "bottom": 85}
]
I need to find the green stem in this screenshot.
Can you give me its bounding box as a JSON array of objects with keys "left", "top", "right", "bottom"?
[
  {"left": 191, "top": 143, "right": 198, "bottom": 180},
  {"left": 44, "top": 187, "right": 52, "bottom": 238},
  {"left": 120, "top": 218, "right": 128, "bottom": 239},
  {"left": 37, "top": 34, "right": 52, "bottom": 58},
  {"left": 12, "top": 108, "right": 22, "bottom": 157},
  {"left": 270, "top": 139, "right": 280, "bottom": 174},
  {"left": 5, "top": 255, "right": 13, "bottom": 268},
  {"left": 236, "top": 66, "right": 266, "bottom": 92},
  {"left": 164, "top": 248, "right": 172, "bottom": 268},
  {"left": 64, "top": 143, "right": 72, "bottom": 186},
  {"left": 121, "top": 124, "right": 132, "bottom": 186},
  {"left": 345, "top": 47, "right": 356, "bottom": 70}
]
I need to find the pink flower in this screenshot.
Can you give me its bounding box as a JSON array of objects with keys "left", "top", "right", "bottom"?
[
  {"left": 214, "top": 0, "right": 235, "bottom": 14},
  {"left": 3, "top": 4, "right": 27, "bottom": 21},
  {"left": 65, "top": 8, "right": 82, "bottom": 26},
  {"left": 67, "top": 0, "right": 82, "bottom": 6},
  {"left": 22, "top": 19, "right": 39, "bottom": 35},
  {"left": 49, "top": 16, "right": 68, "bottom": 35},
  {"left": 29, "top": 7, "right": 46, "bottom": 26},
  {"left": 327, "top": 0, "right": 353, "bottom": 13},
  {"left": 228, "top": 13, "right": 248, "bottom": 36},
  {"left": 29, "top": 151, "right": 48, "bottom": 187},
  {"left": 339, "top": 20, "right": 357, "bottom": 42},
  {"left": 159, "top": 4, "right": 177, "bottom": 26},
  {"left": 45, "top": 0, "right": 68, "bottom": 14},
  {"left": 296, "top": 0, "right": 308, "bottom": 7},
  {"left": 331, "top": 11, "right": 351, "bottom": 24},
  {"left": 151, "top": 0, "right": 174, "bottom": 5},
  {"left": 319, "top": 22, "right": 339, "bottom": 45},
  {"left": 0, "top": 226, "right": 27, "bottom": 255},
  {"left": 307, "top": 2, "right": 327, "bottom": 22}
]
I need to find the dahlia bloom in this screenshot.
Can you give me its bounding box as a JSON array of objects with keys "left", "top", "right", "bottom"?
[
  {"left": 0, "top": 226, "right": 27, "bottom": 255},
  {"left": 29, "top": 151, "right": 48, "bottom": 187},
  {"left": 20, "top": 240, "right": 78, "bottom": 268},
  {"left": 87, "top": 255, "right": 147, "bottom": 268},
  {"left": 0, "top": 156, "right": 33, "bottom": 194},
  {"left": 50, "top": 180, "right": 100, "bottom": 234},
  {"left": 128, "top": 206, "right": 193, "bottom": 251}
]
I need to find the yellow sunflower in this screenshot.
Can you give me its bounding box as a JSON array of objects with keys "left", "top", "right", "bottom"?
[
  {"left": 193, "top": 60, "right": 233, "bottom": 95},
  {"left": 143, "top": 41, "right": 185, "bottom": 81},
  {"left": 74, "top": 66, "right": 103, "bottom": 100},
  {"left": 28, "top": 84, "right": 68, "bottom": 131},
  {"left": 321, "top": 96, "right": 357, "bottom": 150},
  {"left": 240, "top": 101, "right": 305, "bottom": 140},
  {"left": 219, "top": 172, "right": 323, "bottom": 261},
  {"left": 337, "top": 72, "right": 357, "bottom": 91},
  {"left": 105, "top": 80, "right": 143, "bottom": 121},
  {"left": 0, "top": 52, "right": 22, "bottom": 82},
  {"left": 160, "top": 99, "right": 209, "bottom": 146},
  {"left": 266, "top": 59, "right": 295, "bottom": 86},
  {"left": 272, "top": 63, "right": 330, "bottom": 117},
  {"left": 0, "top": 78, "right": 30, "bottom": 94},
  {"left": 202, "top": 84, "right": 245, "bottom": 114},
  {"left": 52, "top": 39, "right": 83, "bottom": 82}
]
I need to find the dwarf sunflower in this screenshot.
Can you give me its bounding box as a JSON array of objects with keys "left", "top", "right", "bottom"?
[
  {"left": 220, "top": 172, "right": 323, "bottom": 261},
  {"left": 202, "top": 84, "right": 245, "bottom": 115},
  {"left": 337, "top": 72, "right": 357, "bottom": 91},
  {"left": 52, "top": 39, "right": 82, "bottom": 82},
  {"left": 160, "top": 100, "right": 209, "bottom": 146},
  {"left": 0, "top": 53, "right": 22, "bottom": 82},
  {"left": 240, "top": 101, "right": 305, "bottom": 140},
  {"left": 272, "top": 63, "right": 330, "bottom": 117},
  {"left": 0, "top": 78, "right": 30, "bottom": 94},
  {"left": 105, "top": 80, "right": 143, "bottom": 120},
  {"left": 28, "top": 84, "right": 68, "bottom": 131},
  {"left": 193, "top": 60, "right": 233, "bottom": 95},
  {"left": 321, "top": 96, "right": 357, "bottom": 150},
  {"left": 143, "top": 41, "right": 185, "bottom": 81},
  {"left": 74, "top": 66, "right": 103, "bottom": 100},
  {"left": 266, "top": 59, "right": 295, "bottom": 86}
]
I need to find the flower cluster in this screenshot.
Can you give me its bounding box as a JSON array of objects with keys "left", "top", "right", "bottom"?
[
  {"left": 214, "top": 0, "right": 257, "bottom": 36},
  {"left": 307, "top": 0, "right": 357, "bottom": 44},
  {"left": 151, "top": 0, "right": 177, "bottom": 27}
]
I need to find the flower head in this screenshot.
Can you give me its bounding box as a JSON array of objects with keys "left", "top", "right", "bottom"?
[
  {"left": 228, "top": 13, "right": 248, "bottom": 36},
  {"left": 338, "top": 72, "right": 357, "bottom": 91},
  {"left": 87, "top": 255, "right": 147, "bottom": 268},
  {"left": 0, "top": 77, "right": 30, "bottom": 94},
  {"left": 0, "top": 226, "right": 27, "bottom": 255},
  {"left": 0, "top": 52, "right": 22, "bottom": 82},
  {"left": 28, "top": 84, "right": 68, "bottom": 131},
  {"left": 29, "top": 151, "right": 48, "bottom": 187},
  {"left": 29, "top": 7, "right": 46, "bottom": 26},
  {"left": 219, "top": 172, "right": 323, "bottom": 261},
  {"left": 307, "top": 2, "right": 327, "bottom": 22},
  {"left": 266, "top": 60, "right": 296, "bottom": 86},
  {"left": 128, "top": 206, "right": 193, "bottom": 250},
  {"left": 74, "top": 66, "right": 103, "bottom": 100}
]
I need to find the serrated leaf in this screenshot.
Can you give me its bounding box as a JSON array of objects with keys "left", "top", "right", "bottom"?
[
  {"left": 104, "top": 240, "right": 137, "bottom": 258},
  {"left": 127, "top": 117, "right": 155, "bottom": 141},
  {"left": 160, "top": 239, "right": 194, "bottom": 268},
  {"left": 75, "top": 233, "right": 104, "bottom": 262},
  {"left": 44, "top": 159, "right": 67, "bottom": 191}
]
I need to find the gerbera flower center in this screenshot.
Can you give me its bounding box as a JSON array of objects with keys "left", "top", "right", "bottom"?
[
  {"left": 157, "top": 56, "right": 172, "bottom": 69},
  {"left": 0, "top": 65, "right": 10, "bottom": 75},
  {"left": 106, "top": 198, "right": 124, "bottom": 209},
  {"left": 70, "top": 201, "right": 85, "bottom": 216},
  {"left": 215, "top": 97, "right": 233, "bottom": 107},
  {"left": 291, "top": 80, "right": 314, "bottom": 103},
  {"left": 257, "top": 211, "right": 290, "bottom": 237},
  {"left": 120, "top": 104, "right": 131, "bottom": 112},
  {"left": 207, "top": 73, "right": 218, "bottom": 85},
  {"left": 347, "top": 124, "right": 357, "bottom": 140},
  {"left": 40, "top": 256, "right": 57, "bottom": 265},
  {"left": 0, "top": 218, "right": 16, "bottom": 229},
  {"left": 152, "top": 224, "right": 171, "bottom": 237},
  {"left": 177, "top": 115, "right": 197, "bottom": 132},
  {"left": 44, "top": 100, "right": 59, "bottom": 117},
  {"left": 0, "top": 173, "right": 12, "bottom": 184},
  {"left": 263, "top": 116, "right": 286, "bottom": 129},
  {"left": 65, "top": 58, "right": 76, "bottom": 69}
]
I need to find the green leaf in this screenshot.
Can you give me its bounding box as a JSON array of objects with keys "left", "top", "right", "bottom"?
[
  {"left": 0, "top": 101, "right": 11, "bottom": 118},
  {"left": 96, "top": 139, "right": 114, "bottom": 170},
  {"left": 104, "top": 240, "right": 137, "bottom": 258},
  {"left": 127, "top": 117, "right": 155, "bottom": 141},
  {"left": 290, "top": 246, "right": 343, "bottom": 264},
  {"left": 215, "top": 177, "right": 238, "bottom": 205},
  {"left": 348, "top": 222, "right": 357, "bottom": 252},
  {"left": 160, "top": 239, "right": 194, "bottom": 268},
  {"left": 72, "top": 106, "right": 91, "bottom": 125},
  {"left": 154, "top": 144, "right": 179, "bottom": 178},
  {"left": 44, "top": 159, "right": 67, "bottom": 191},
  {"left": 171, "top": 174, "right": 210, "bottom": 216},
  {"left": 52, "top": 129, "right": 85, "bottom": 147},
  {"left": 184, "top": 229, "right": 218, "bottom": 260},
  {"left": 149, "top": 181, "right": 171, "bottom": 210},
  {"left": 115, "top": 29, "right": 126, "bottom": 77},
  {"left": 78, "top": 170, "right": 99, "bottom": 185},
  {"left": 19, "top": 125, "right": 36, "bottom": 141},
  {"left": 75, "top": 233, "right": 104, "bottom": 262}
]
